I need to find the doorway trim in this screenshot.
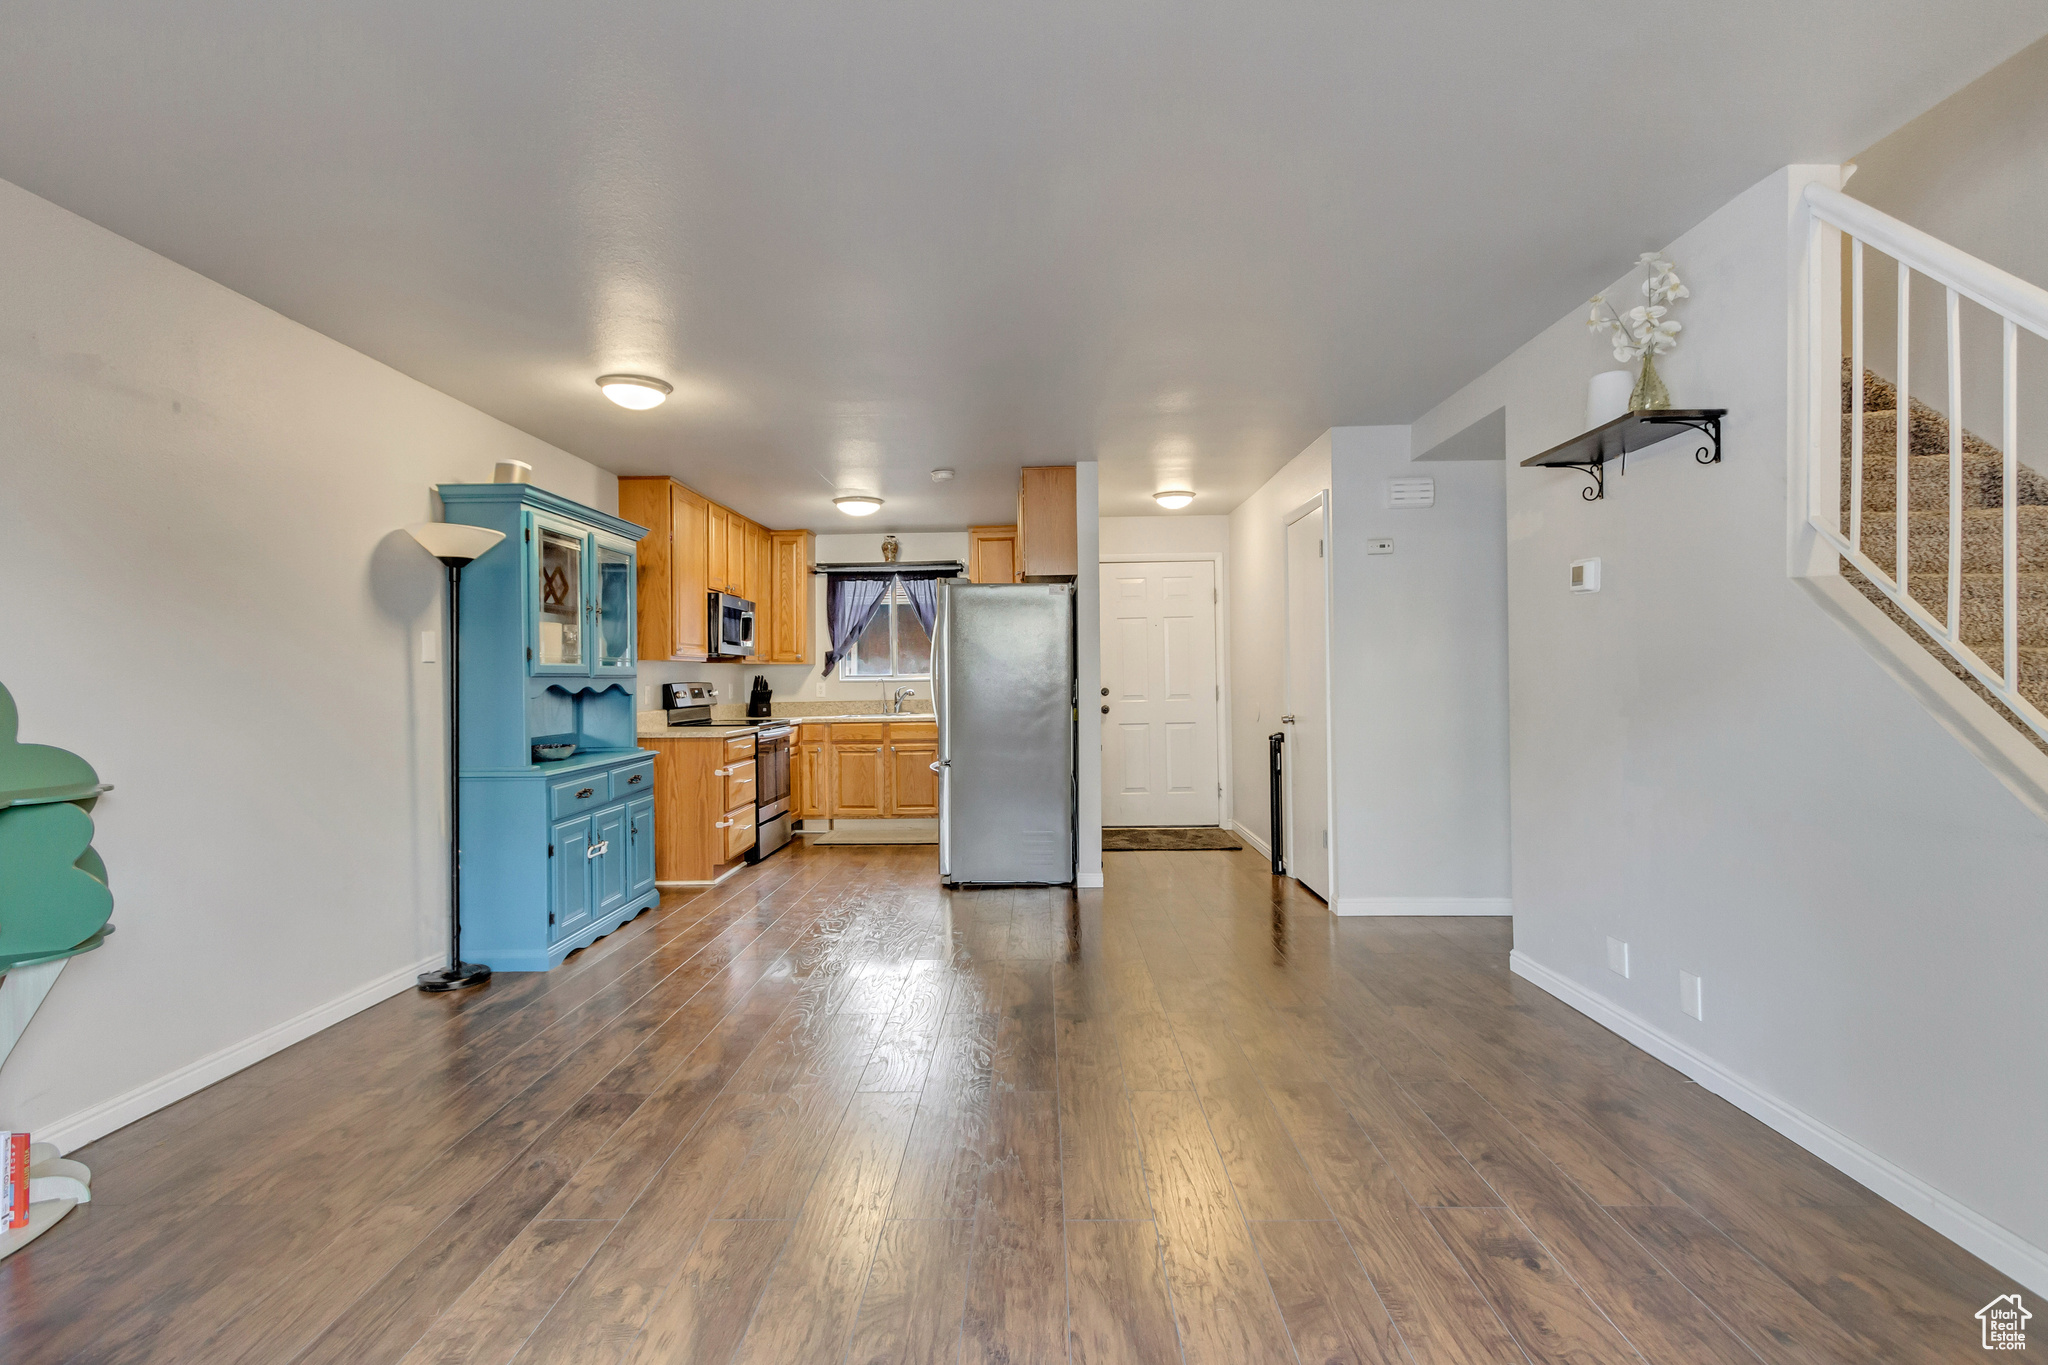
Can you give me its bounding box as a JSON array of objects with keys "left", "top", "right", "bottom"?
[
  {"left": 1281, "top": 492, "right": 1337, "bottom": 908},
  {"left": 1099, "top": 552, "right": 1232, "bottom": 830}
]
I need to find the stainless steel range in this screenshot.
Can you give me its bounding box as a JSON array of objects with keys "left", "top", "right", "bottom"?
[{"left": 745, "top": 721, "right": 792, "bottom": 863}]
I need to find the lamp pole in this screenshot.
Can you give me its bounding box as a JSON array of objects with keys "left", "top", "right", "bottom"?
[{"left": 405, "top": 520, "right": 504, "bottom": 993}]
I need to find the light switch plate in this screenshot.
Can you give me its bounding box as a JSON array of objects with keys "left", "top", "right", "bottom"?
[
  {"left": 1571, "top": 557, "right": 1601, "bottom": 592},
  {"left": 1680, "top": 970, "right": 1704, "bottom": 1020},
  {"left": 1367, "top": 538, "right": 1395, "bottom": 556},
  {"left": 1606, "top": 937, "right": 1629, "bottom": 977},
  {"left": 420, "top": 630, "right": 439, "bottom": 664}
]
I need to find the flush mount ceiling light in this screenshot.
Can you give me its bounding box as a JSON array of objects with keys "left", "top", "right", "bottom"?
[
  {"left": 930, "top": 468, "right": 955, "bottom": 482},
  {"left": 834, "top": 495, "right": 885, "bottom": 516},
  {"left": 1153, "top": 490, "right": 1196, "bottom": 510},
  {"left": 595, "top": 374, "right": 672, "bottom": 410}
]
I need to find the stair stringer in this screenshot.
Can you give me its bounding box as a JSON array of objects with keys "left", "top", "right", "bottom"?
[{"left": 1793, "top": 564, "right": 2048, "bottom": 824}]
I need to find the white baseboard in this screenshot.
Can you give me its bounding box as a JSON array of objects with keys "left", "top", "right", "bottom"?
[
  {"left": 40, "top": 953, "right": 440, "bottom": 1156},
  {"left": 1335, "top": 896, "right": 1513, "bottom": 917},
  {"left": 1076, "top": 871, "right": 1104, "bottom": 888},
  {"left": 1509, "top": 949, "right": 2048, "bottom": 1295},
  {"left": 1232, "top": 822, "right": 1272, "bottom": 860}
]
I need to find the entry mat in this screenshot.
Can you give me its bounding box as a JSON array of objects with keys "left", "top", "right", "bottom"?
[
  {"left": 1103, "top": 826, "right": 1244, "bottom": 852},
  {"left": 808, "top": 819, "right": 940, "bottom": 846}
]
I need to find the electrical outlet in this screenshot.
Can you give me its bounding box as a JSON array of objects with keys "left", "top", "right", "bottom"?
[
  {"left": 1605, "top": 937, "right": 1629, "bottom": 978},
  {"left": 420, "top": 630, "right": 438, "bottom": 663},
  {"left": 1680, "top": 971, "right": 1704, "bottom": 1020},
  {"left": 815, "top": 681, "right": 826, "bottom": 698}
]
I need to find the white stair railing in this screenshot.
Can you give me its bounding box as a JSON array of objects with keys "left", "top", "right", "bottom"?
[{"left": 1802, "top": 182, "right": 2048, "bottom": 744}]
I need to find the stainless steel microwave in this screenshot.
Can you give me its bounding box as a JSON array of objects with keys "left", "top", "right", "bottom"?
[{"left": 710, "top": 591, "right": 756, "bottom": 657}]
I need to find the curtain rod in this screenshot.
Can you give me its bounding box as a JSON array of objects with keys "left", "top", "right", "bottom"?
[{"left": 811, "top": 560, "right": 965, "bottom": 574}]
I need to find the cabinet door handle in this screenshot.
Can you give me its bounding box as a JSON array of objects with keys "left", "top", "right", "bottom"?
[
  {"left": 715, "top": 818, "right": 733, "bottom": 828},
  {"left": 586, "top": 841, "right": 607, "bottom": 859},
  {"left": 714, "top": 766, "right": 729, "bottom": 776},
  {"left": 576, "top": 787, "right": 595, "bottom": 799}
]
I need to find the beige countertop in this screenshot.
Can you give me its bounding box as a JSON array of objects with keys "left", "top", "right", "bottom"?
[{"left": 635, "top": 724, "right": 762, "bottom": 740}]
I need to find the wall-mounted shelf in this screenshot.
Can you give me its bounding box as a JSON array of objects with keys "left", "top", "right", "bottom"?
[{"left": 1521, "top": 409, "right": 1725, "bottom": 501}]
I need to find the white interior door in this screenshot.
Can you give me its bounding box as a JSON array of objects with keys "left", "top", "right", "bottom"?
[
  {"left": 1285, "top": 507, "right": 1331, "bottom": 900},
  {"left": 1101, "top": 560, "right": 1220, "bottom": 826}
]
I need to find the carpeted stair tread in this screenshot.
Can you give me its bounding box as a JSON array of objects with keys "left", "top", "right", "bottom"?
[
  {"left": 1859, "top": 508, "right": 2048, "bottom": 573},
  {"left": 1882, "top": 573, "right": 2048, "bottom": 650}
]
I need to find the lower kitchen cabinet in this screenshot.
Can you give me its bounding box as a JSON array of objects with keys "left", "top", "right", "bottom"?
[
  {"left": 795, "top": 720, "right": 940, "bottom": 821},
  {"left": 832, "top": 742, "right": 886, "bottom": 817},
  {"left": 638, "top": 729, "right": 760, "bottom": 885}
]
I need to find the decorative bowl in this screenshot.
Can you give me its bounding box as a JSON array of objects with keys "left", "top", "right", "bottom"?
[{"left": 532, "top": 742, "right": 577, "bottom": 762}]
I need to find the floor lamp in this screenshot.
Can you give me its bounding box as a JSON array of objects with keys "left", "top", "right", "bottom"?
[{"left": 407, "top": 521, "right": 506, "bottom": 992}]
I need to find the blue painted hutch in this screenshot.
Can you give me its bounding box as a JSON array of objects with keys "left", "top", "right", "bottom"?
[{"left": 436, "top": 484, "right": 659, "bottom": 970}]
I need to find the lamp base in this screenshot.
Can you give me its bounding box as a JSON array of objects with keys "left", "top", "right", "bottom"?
[{"left": 417, "top": 962, "right": 492, "bottom": 993}]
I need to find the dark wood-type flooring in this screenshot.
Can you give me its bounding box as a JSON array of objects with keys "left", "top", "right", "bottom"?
[{"left": 1, "top": 842, "right": 2022, "bottom": 1363}]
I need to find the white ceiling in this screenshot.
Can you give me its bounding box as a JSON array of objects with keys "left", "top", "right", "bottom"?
[{"left": 2, "top": 3, "right": 2042, "bottom": 526}]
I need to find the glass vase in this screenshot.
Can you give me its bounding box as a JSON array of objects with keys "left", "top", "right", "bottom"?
[{"left": 1629, "top": 353, "right": 1671, "bottom": 412}]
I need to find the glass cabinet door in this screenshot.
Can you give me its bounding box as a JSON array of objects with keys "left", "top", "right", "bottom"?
[
  {"left": 533, "top": 519, "right": 586, "bottom": 671},
  {"left": 593, "top": 537, "right": 635, "bottom": 672}
]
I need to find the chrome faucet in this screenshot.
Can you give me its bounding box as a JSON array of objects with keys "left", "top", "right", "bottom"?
[{"left": 891, "top": 686, "right": 916, "bottom": 714}]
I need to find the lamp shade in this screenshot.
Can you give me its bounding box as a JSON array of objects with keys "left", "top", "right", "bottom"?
[{"left": 407, "top": 522, "right": 506, "bottom": 565}]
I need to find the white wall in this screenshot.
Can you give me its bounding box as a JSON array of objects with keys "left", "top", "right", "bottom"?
[
  {"left": 1100, "top": 515, "right": 1231, "bottom": 557},
  {"left": 1414, "top": 165, "right": 2048, "bottom": 1288},
  {"left": 1328, "top": 427, "right": 1511, "bottom": 912},
  {"left": 0, "top": 176, "right": 616, "bottom": 1147},
  {"left": 1227, "top": 435, "right": 1331, "bottom": 854},
  {"left": 635, "top": 530, "right": 969, "bottom": 713}
]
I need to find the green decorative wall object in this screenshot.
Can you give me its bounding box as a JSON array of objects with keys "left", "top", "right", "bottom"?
[{"left": 0, "top": 682, "right": 114, "bottom": 972}]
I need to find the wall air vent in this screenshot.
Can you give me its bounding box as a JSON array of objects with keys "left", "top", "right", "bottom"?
[{"left": 1385, "top": 477, "right": 1435, "bottom": 508}]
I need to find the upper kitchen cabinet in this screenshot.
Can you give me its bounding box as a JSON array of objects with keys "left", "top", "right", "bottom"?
[
  {"left": 968, "top": 525, "right": 1019, "bottom": 584},
  {"left": 767, "top": 530, "right": 813, "bottom": 664},
  {"left": 618, "top": 475, "right": 811, "bottom": 665},
  {"left": 1017, "top": 466, "right": 1078, "bottom": 579}
]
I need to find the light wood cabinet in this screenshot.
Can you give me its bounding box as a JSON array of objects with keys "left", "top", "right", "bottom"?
[
  {"left": 767, "top": 530, "right": 814, "bottom": 663},
  {"left": 1017, "top": 465, "right": 1078, "bottom": 578},
  {"left": 831, "top": 743, "right": 887, "bottom": 817},
  {"left": 619, "top": 477, "right": 711, "bottom": 660},
  {"left": 640, "top": 730, "right": 756, "bottom": 885},
  {"left": 619, "top": 475, "right": 808, "bottom": 664},
  {"left": 968, "top": 525, "right": 1019, "bottom": 584},
  {"left": 794, "top": 739, "right": 829, "bottom": 819},
  {"left": 888, "top": 738, "right": 939, "bottom": 815}
]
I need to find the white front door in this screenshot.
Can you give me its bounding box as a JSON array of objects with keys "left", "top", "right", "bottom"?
[
  {"left": 1101, "top": 560, "right": 1220, "bottom": 826},
  {"left": 1285, "top": 506, "right": 1331, "bottom": 900}
]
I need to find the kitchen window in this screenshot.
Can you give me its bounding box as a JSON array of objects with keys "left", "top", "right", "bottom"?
[{"left": 842, "top": 579, "right": 932, "bottom": 679}]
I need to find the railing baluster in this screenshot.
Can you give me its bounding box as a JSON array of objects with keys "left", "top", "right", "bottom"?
[
  {"left": 1851, "top": 238, "right": 1864, "bottom": 550},
  {"left": 2006, "top": 318, "right": 2020, "bottom": 688},
  {"left": 1898, "top": 266, "right": 1911, "bottom": 595},
  {"left": 1947, "top": 289, "right": 1963, "bottom": 641}
]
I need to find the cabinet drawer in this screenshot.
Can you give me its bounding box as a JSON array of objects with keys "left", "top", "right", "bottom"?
[
  {"left": 719, "top": 802, "right": 756, "bottom": 862},
  {"left": 724, "top": 734, "right": 756, "bottom": 764},
  {"left": 886, "top": 721, "right": 938, "bottom": 741},
  {"left": 722, "top": 757, "right": 757, "bottom": 811},
  {"left": 613, "top": 759, "right": 655, "bottom": 799},
  {"left": 549, "top": 772, "right": 610, "bottom": 820},
  {"left": 797, "top": 723, "right": 829, "bottom": 743},
  {"left": 831, "top": 722, "right": 885, "bottom": 742}
]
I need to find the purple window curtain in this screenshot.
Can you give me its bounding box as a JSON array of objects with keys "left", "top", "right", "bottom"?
[
  {"left": 822, "top": 573, "right": 892, "bottom": 673},
  {"left": 899, "top": 576, "right": 938, "bottom": 640}
]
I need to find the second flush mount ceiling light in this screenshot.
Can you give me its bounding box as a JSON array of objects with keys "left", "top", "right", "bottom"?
[
  {"left": 834, "top": 495, "right": 884, "bottom": 516},
  {"left": 596, "top": 375, "right": 672, "bottom": 410},
  {"left": 1153, "top": 490, "right": 1196, "bottom": 509}
]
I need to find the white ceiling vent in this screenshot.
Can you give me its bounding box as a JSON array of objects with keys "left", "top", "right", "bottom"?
[{"left": 1385, "top": 476, "right": 1435, "bottom": 508}]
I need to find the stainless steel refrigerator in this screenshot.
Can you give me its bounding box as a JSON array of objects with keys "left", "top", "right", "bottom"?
[{"left": 934, "top": 581, "right": 1076, "bottom": 886}]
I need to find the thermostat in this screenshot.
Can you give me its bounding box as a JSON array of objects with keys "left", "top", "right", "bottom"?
[{"left": 1570, "top": 557, "right": 1601, "bottom": 593}]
